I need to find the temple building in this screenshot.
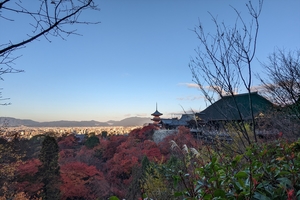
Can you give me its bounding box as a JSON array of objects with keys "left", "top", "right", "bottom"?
[{"left": 151, "top": 104, "right": 163, "bottom": 124}]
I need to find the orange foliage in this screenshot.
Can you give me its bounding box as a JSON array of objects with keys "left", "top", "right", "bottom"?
[
  {"left": 59, "top": 149, "right": 76, "bottom": 164},
  {"left": 11, "top": 125, "right": 200, "bottom": 199},
  {"left": 106, "top": 139, "right": 141, "bottom": 180},
  {"left": 103, "top": 129, "right": 164, "bottom": 198},
  {"left": 15, "top": 159, "right": 42, "bottom": 198},
  {"left": 141, "top": 140, "right": 164, "bottom": 162},
  {"left": 58, "top": 135, "right": 77, "bottom": 149},
  {"left": 74, "top": 146, "right": 99, "bottom": 165},
  {"left": 129, "top": 125, "right": 158, "bottom": 141},
  {"left": 60, "top": 161, "right": 108, "bottom": 199},
  {"left": 17, "top": 159, "right": 41, "bottom": 177},
  {"left": 103, "top": 135, "right": 127, "bottom": 161}
]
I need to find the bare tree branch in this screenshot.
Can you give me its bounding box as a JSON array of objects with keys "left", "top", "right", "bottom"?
[
  {"left": 0, "top": 0, "right": 99, "bottom": 102},
  {"left": 258, "top": 48, "right": 300, "bottom": 121},
  {"left": 189, "top": 0, "right": 263, "bottom": 147},
  {"left": 0, "top": 0, "right": 99, "bottom": 56}
]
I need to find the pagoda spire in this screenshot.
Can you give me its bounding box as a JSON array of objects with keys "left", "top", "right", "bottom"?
[{"left": 151, "top": 103, "right": 163, "bottom": 124}]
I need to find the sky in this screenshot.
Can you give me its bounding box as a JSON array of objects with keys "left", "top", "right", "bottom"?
[{"left": 1, "top": 0, "right": 299, "bottom": 122}]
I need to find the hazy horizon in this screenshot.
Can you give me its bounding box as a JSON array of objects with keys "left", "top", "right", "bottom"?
[{"left": 0, "top": 115, "right": 154, "bottom": 123}]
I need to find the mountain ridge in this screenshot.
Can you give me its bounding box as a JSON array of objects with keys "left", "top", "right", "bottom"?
[{"left": 0, "top": 117, "right": 152, "bottom": 127}]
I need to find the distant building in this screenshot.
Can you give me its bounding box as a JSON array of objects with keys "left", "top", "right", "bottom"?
[
  {"left": 74, "top": 133, "right": 86, "bottom": 144},
  {"left": 151, "top": 104, "right": 163, "bottom": 124},
  {"left": 152, "top": 92, "right": 281, "bottom": 142},
  {"left": 194, "top": 92, "right": 276, "bottom": 137},
  {"left": 159, "top": 92, "right": 275, "bottom": 130},
  {"left": 160, "top": 114, "right": 196, "bottom": 129},
  {"left": 196, "top": 92, "right": 274, "bottom": 122}
]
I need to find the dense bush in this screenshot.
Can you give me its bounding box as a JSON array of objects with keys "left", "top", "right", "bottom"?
[
  {"left": 142, "top": 136, "right": 300, "bottom": 200},
  {"left": 85, "top": 135, "right": 100, "bottom": 149}
]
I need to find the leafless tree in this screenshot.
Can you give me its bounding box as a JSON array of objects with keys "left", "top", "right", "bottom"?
[
  {"left": 258, "top": 49, "right": 300, "bottom": 115},
  {"left": 189, "top": 0, "right": 263, "bottom": 149},
  {"left": 258, "top": 49, "right": 300, "bottom": 137},
  {"left": 0, "top": 0, "right": 99, "bottom": 100}
]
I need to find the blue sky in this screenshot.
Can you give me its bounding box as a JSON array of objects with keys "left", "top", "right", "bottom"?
[{"left": 1, "top": 0, "right": 299, "bottom": 122}]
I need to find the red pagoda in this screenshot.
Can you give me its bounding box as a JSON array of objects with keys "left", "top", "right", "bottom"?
[{"left": 151, "top": 103, "right": 163, "bottom": 124}]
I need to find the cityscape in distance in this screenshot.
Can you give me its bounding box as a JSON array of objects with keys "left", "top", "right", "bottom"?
[
  {"left": 0, "top": 116, "right": 153, "bottom": 139},
  {"left": 0, "top": 116, "right": 151, "bottom": 127}
]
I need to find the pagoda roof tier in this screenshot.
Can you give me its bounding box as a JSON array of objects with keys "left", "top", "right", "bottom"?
[{"left": 151, "top": 110, "right": 163, "bottom": 116}]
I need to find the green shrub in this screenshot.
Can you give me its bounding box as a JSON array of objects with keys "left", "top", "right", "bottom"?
[
  {"left": 85, "top": 135, "right": 100, "bottom": 149},
  {"left": 149, "top": 138, "right": 300, "bottom": 200},
  {"left": 101, "top": 131, "right": 108, "bottom": 138}
]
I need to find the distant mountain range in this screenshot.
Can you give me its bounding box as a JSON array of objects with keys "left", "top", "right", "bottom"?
[{"left": 0, "top": 117, "right": 152, "bottom": 127}]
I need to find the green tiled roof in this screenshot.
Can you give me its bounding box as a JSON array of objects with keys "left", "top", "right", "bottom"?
[{"left": 197, "top": 92, "right": 274, "bottom": 121}]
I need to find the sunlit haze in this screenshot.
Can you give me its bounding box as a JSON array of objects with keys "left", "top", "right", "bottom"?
[{"left": 1, "top": 1, "right": 299, "bottom": 122}]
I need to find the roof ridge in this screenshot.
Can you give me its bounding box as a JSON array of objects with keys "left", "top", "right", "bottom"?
[{"left": 222, "top": 92, "right": 258, "bottom": 98}]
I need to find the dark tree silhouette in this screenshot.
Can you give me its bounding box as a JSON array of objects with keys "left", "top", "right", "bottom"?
[
  {"left": 85, "top": 134, "right": 100, "bottom": 149},
  {"left": 38, "top": 135, "right": 60, "bottom": 199}
]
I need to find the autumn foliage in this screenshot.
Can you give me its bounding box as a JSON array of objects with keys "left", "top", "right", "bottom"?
[
  {"left": 60, "top": 162, "right": 108, "bottom": 199},
  {"left": 15, "top": 159, "right": 42, "bottom": 198},
  {"left": 0, "top": 125, "right": 201, "bottom": 199},
  {"left": 17, "top": 159, "right": 41, "bottom": 177}
]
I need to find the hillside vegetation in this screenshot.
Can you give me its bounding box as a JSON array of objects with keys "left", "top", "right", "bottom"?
[{"left": 0, "top": 125, "right": 299, "bottom": 199}]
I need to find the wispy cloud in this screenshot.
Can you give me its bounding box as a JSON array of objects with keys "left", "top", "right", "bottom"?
[
  {"left": 178, "top": 83, "right": 238, "bottom": 95},
  {"left": 178, "top": 83, "right": 200, "bottom": 89},
  {"left": 177, "top": 95, "right": 205, "bottom": 101},
  {"left": 202, "top": 85, "right": 239, "bottom": 95},
  {"left": 250, "top": 84, "right": 267, "bottom": 92},
  {"left": 124, "top": 113, "right": 149, "bottom": 118}
]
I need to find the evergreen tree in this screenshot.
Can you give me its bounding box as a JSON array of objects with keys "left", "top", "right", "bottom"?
[
  {"left": 126, "top": 156, "right": 151, "bottom": 199},
  {"left": 38, "top": 135, "right": 60, "bottom": 199},
  {"left": 85, "top": 135, "right": 100, "bottom": 149}
]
